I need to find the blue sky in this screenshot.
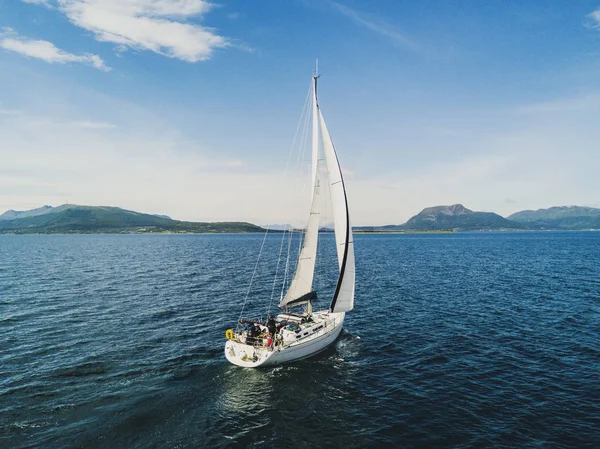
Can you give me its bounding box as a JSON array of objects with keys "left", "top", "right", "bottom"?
[{"left": 1, "top": 0, "right": 600, "bottom": 225}]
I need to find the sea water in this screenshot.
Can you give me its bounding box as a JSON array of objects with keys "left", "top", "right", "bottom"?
[{"left": 1, "top": 232, "right": 599, "bottom": 447}]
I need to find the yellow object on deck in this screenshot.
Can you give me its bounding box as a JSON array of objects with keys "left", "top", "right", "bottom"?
[{"left": 225, "top": 329, "right": 234, "bottom": 340}]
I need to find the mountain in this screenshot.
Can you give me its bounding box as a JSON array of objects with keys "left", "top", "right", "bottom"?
[
  {"left": 507, "top": 206, "right": 600, "bottom": 230},
  {"left": 0, "top": 204, "right": 264, "bottom": 234},
  {"left": 507, "top": 205, "right": 600, "bottom": 222},
  {"left": 403, "top": 204, "right": 525, "bottom": 231},
  {"left": 353, "top": 204, "right": 527, "bottom": 232},
  {"left": 0, "top": 205, "right": 56, "bottom": 220},
  {"left": 353, "top": 204, "right": 600, "bottom": 232}
]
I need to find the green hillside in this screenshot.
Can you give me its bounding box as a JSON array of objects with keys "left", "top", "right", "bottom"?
[
  {"left": 507, "top": 206, "right": 600, "bottom": 229},
  {"left": 403, "top": 204, "right": 525, "bottom": 231},
  {"left": 0, "top": 205, "right": 264, "bottom": 234},
  {"left": 353, "top": 203, "right": 600, "bottom": 232},
  {"left": 0, "top": 205, "right": 56, "bottom": 220},
  {"left": 354, "top": 204, "right": 527, "bottom": 232},
  {"left": 507, "top": 206, "right": 600, "bottom": 222}
]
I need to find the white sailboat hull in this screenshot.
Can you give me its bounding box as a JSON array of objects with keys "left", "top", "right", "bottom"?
[{"left": 225, "top": 312, "right": 345, "bottom": 368}]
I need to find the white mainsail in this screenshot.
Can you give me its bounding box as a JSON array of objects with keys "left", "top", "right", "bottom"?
[
  {"left": 280, "top": 169, "right": 321, "bottom": 306},
  {"left": 319, "top": 109, "right": 355, "bottom": 313}
]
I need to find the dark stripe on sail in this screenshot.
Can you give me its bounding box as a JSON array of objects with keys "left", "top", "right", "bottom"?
[{"left": 328, "top": 137, "right": 351, "bottom": 313}]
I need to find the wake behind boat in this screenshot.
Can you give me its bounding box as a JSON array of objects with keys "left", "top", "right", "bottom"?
[{"left": 225, "top": 67, "right": 355, "bottom": 367}]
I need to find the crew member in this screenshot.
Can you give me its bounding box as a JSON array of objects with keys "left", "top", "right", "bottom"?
[{"left": 267, "top": 315, "right": 277, "bottom": 337}]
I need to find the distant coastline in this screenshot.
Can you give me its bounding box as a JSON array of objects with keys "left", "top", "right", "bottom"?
[
  {"left": 2, "top": 203, "right": 599, "bottom": 234},
  {"left": 0, "top": 205, "right": 264, "bottom": 235},
  {"left": 353, "top": 229, "right": 456, "bottom": 234},
  {"left": 353, "top": 204, "right": 600, "bottom": 232}
]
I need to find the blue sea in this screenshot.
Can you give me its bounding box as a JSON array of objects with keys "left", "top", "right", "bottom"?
[{"left": 1, "top": 232, "right": 599, "bottom": 448}]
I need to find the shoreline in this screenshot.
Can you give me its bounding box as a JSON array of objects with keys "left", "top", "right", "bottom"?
[{"left": 2, "top": 229, "right": 599, "bottom": 236}]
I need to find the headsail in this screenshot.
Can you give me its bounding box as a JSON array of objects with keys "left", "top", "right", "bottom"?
[{"left": 319, "top": 109, "right": 355, "bottom": 313}]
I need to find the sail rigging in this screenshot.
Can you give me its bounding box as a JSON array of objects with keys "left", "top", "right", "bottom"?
[
  {"left": 280, "top": 75, "right": 321, "bottom": 307},
  {"left": 279, "top": 73, "right": 355, "bottom": 313}
]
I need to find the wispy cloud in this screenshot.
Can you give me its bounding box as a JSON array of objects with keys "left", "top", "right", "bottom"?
[
  {"left": 72, "top": 120, "right": 118, "bottom": 129},
  {"left": 21, "top": 0, "right": 51, "bottom": 5},
  {"left": 0, "top": 108, "right": 22, "bottom": 116},
  {"left": 0, "top": 27, "right": 110, "bottom": 71},
  {"left": 22, "top": 0, "right": 230, "bottom": 62},
  {"left": 221, "top": 160, "right": 245, "bottom": 168},
  {"left": 328, "top": 0, "right": 426, "bottom": 55},
  {"left": 517, "top": 92, "right": 600, "bottom": 114},
  {"left": 0, "top": 108, "right": 118, "bottom": 130},
  {"left": 0, "top": 108, "right": 301, "bottom": 224},
  {"left": 584, "top": 8, "right": 600, "bottom": 29}
]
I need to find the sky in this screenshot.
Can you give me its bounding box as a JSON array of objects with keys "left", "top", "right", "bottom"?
[{"left": 1, "top": 0, "right": 600, "bottom": 226}]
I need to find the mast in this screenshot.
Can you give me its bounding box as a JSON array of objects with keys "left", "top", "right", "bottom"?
[
  {"left": 279, "top": 65, "right": 322, "bottom": 309},
  {"left": 311, "top": 60, "right": 319, "bottom": 202}
]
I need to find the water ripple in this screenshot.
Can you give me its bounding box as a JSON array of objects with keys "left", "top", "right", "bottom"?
[{"left": 0, "top": 232, "right": 599, "bottom": 447}]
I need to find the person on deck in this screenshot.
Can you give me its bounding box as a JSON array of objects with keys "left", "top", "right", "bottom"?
[
  {"left": 246, "top": 322, "right": 260, "bottom": 345},
  {"left": 267, "top": 315, "right": 277, "bottom": 337}
]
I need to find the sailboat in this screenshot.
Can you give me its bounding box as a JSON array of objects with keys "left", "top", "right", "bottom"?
[{"left": 224, "top": 68, "right": 355, "bottom": 367}]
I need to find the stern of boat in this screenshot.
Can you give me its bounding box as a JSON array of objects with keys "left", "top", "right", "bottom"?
[{"left": 224, "top": 339, "right": 276, "bottom": 368}]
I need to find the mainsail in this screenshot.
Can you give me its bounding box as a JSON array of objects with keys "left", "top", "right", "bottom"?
[
  {"left": 279, "top": 77, "right": 321, "bottom": 307},
  {"left": 280, "top": 72, "right": 355, "bottom": 313},
  {"left": 279, "top": 169, "right": 321, "bottom": 307}
]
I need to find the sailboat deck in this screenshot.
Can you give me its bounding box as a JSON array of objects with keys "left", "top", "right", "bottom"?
[
  {"left": 277, "top": 311, "right": 338, "bottom": 346},
  {"left": 225, "top": 312, "right": 345, "bottom": 367}
]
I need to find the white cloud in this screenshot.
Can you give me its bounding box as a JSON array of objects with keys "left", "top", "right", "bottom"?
[
  {"left": 0, "top": 29, "right": 110, "bottom": 71},
  {"left": 348, "top": 117, "right": 600, "bottom": 224},
  {"left": 328, "top": 0, "right": 426, "bottom": 55},
  {"left": 2, "top": 99, "right": 600, "bottom": 225},
  {"left": 28, "top": 0, "right": 229, "bottom": 62},
  {"left": 0, "top": 109, "right": 297, "bottom": 224},
  {"left": 584, "top": 8, "right": 600, "bottom": 29}
]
